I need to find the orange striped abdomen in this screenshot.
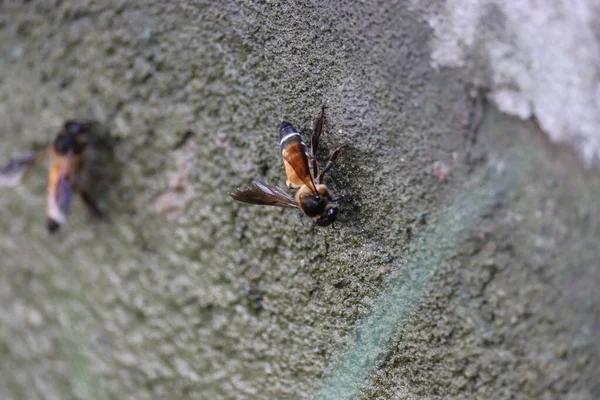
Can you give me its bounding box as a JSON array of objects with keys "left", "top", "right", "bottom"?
[
  {"left": 46, "top": 151, "right": 82, "bottom": 226},
  {"left": 278, "top": 121, "right": 313, "bottom": 189}
]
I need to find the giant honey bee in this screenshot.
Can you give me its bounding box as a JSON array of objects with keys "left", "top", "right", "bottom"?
[
  {"left": 0, "top": 120, "right": 104, "bottom": 232},
  {"left": 231, "top": 106, "right": 350, "bottom": 227}
]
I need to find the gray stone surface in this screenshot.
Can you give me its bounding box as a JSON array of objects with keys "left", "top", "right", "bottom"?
[
  {"left": 428, "top": 0, "right": 600, "bottom": 168},
  {"left": 0, "top": 1, "right": 598, "bottom": 399}
]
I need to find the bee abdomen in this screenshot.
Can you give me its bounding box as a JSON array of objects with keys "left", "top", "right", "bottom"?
[{"left": 278, "top": 121, "right": 303, "bottom": 150}]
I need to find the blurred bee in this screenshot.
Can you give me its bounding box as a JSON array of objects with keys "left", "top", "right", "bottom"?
[
  {"left": 0, "top": 120, "right": 104, "bottom": 233},
  {"left": 231, "top": 106, "right": 350, "bottom": 227}
]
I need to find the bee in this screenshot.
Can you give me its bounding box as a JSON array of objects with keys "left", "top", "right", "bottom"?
[
  {"left": 0, "top": 120, "right": 104, "bottom": 233},
  {"left": 230, "top": 106, "right": 350, "bottom": 227}
]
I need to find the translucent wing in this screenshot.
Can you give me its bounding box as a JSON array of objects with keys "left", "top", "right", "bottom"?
[
  {"left": 55, "top": 173, "right": 74, "bottom": 216},
  {"left": 46, "top": 151, "right": 76, "bottom": 229},
  {"left": 0, "top": 150, "right": 43, "bottom": 187},
  {"left": 230, "top": 181, "right": 298, "bottom": 208},
  {"left": 282, "top": 145, "right": 317, "bottom": 192}
]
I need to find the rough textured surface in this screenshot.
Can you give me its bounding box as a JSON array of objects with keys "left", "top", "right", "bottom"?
[
  {"left": 0, "top": 1, "right": 598, "bottom": 400},
  {"left": 428, "top": 0, "right": 600, "bottom": 167}
]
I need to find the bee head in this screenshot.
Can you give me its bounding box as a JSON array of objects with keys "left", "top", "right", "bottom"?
[
  {"left": 63, "top": 121, "right": 87, "bottom": 135},
  {"left": 315, "top": 204, "right": 339, "bottom": 227},
  {"left": 54, "top": 129, "right": 88, "bottom": 155},
  {"left": 301, "top": 194, "right": 327, "bottom": 218}
]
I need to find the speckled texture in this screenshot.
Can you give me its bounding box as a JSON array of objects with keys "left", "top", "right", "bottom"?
[
  {"left": 358, "top": 108, "right": 600, "bottom": 400},
  {"left": 427, "top": 0, "right": 600, "bottom": 168},
  {"left": 0, "top": 1, "right": 598, "bottom": 400}
]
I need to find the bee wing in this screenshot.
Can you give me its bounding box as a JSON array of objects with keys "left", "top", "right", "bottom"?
[
  {"left": 0, "top": 150, "right": 45, "bottom": 187},
  {"left": 230, "top": 181, "right": 298, "bottom": 208},
  {"left": 47, "top": 156, "right": 75, "bottom": 227},
  {"left": 282, "top": 146, "right": 317, "bottom": 192},
  {"left": 56, "top": 172, "right": 74, "bottom": 215}
]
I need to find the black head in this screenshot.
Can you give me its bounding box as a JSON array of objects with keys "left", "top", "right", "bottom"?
[
  {"left": 64, "top": 121, "right": 86, "bottom": 135},
  {"left": 53, "top": 133, "right": 87, "bottom": 155},
  {"left": 315, "top": 205, "right": 339, "bottom": 227},
  {"left": 53, "top": 120, "right": 94, "bottom": 154},
  {"left": 54, "top": 134, "right": 76, "bottom": 154},
  {"left": 301, "top": 194, "right": 327, "bottom": 218}
]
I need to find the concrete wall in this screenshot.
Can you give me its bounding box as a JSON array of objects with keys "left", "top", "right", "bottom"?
[
  {"left": 428, "top": 0, "right": 600, "bottom": 168},
  {"left": 0, "top": 1, "right": 598, "bottom": 399}
]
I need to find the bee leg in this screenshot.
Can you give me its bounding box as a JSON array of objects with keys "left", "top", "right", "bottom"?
[
  {"left": 79, "top": 190, "right": 104, "bottom": 219},
  {"left": 310, "top": 156, "right": 319, "bottom": 180},
  {"left": 310, "top": 105, "right": 328, "bottom": 178},
  {"left": 317, "top": 145, "right": 345, "bottom": 184},
  {"left": 87, "top": 170, "right": 116, "bottom": 183},
  {"left": 89, "top": 138, "right": 114, "bottom": 154},
  {"left": 332, "top": 193, "right": 353, "bottom": 202}
]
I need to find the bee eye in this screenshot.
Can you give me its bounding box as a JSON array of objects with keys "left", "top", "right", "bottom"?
[{"left": 316, "top": 206, "right": 339, "bottom": 227}]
